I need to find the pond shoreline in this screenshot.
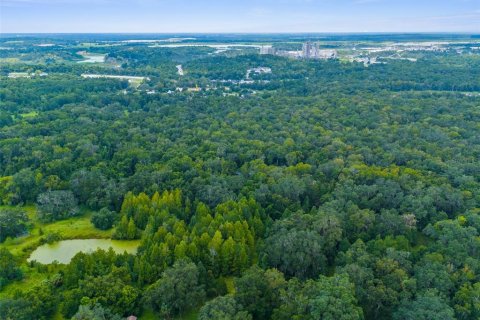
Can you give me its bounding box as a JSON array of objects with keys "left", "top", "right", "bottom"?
[{"left": 28, "top": 238, "right": 140, "bottom": 264}]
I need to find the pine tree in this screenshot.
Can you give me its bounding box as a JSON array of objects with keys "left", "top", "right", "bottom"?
[
  {"left": 221, "top": 237, "right": 236, "bottom": 275},
  {"left": 113, "top": 215, "right": 129, "bottom": 239},
  {"left": 209, "top": 230, "right": 224, "bottom": 275},
  {"left": 127, "top": 217, "right": 137, "bottom": 239},
  {"left": 174, "top": 240, "right": 188, "bottom": 260}
]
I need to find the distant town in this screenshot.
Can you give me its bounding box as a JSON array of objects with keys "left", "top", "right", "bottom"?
[
  {"left": 3, "top": 35, "right": 480, "bottom": 96},
  {"left": 260, "top": 42, "right": 337, "bottom": 59}
]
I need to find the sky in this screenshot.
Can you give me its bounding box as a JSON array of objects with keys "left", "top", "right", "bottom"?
[{"left": 1, "top": 0, "right": 479, "bottom": 33}]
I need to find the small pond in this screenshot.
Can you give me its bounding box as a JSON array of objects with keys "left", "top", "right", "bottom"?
[{"left": 28, "top": 239, "right": 140, "bottom": 264}]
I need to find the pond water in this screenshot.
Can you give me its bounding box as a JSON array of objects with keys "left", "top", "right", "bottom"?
[{"left": 28, "top": 239, "right": 140, "bottom": 264}]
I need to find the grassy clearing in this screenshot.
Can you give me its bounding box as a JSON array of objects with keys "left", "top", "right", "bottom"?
[{"left": 20, "top": 111, "right": 39, "bottom": 118}]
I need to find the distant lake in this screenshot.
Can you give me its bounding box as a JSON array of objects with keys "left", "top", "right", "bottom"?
[
  {"left": 28, "top": 239, "right": 140, "bottom": 264},
  {"left": 150, "top": 44, "right": 261, "bottom": 49},
  {"left": 77, "top": 55, "right": 105, "bottom": 63}
]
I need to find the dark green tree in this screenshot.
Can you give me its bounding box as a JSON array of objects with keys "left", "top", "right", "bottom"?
[
  {"left": 144, "top": 260, "right": 205, "bottom": 318},
  {"left": 71, "top": 303, "right": 123, "bottom": 320},
  {"left": 91, "top": 207, "right": 117, "bottom": 230},
  {"left": 0, "top": 208, "right": 29, "bottom": 242},
  {"left": 37, "top": 190, "right": 78, "bottom": 222},
  {"left": 199, "top": 295, "right": 252, "bottom": 320},
  {"left": 273, "top": 274, "right": 364, "bottom": 320},
  {"left": 393, "top": 291, "right": 455, "bottom": 320},
  {"left": 234, "top": 266, "right": 286, "bottom": 319},
  {"left": 0, "top": 248, "right": 23, "bottom": 288}
]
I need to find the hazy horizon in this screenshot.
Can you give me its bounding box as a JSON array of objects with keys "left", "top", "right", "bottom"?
[
  {"left": 1, "top": 32, "right": 480, "bottom": 35},
  {"left": 1, "top": 0, "right": 479, "bottom": 34}
]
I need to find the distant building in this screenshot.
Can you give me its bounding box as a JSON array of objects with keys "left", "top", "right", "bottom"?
[
  {"left": 315, "top": 49, "right": 337, "bottom": 59},
  {"left": 302, "top": 42, "right": 314, "bottom": 58},
  {"left": 260, "top": 45, "right": 275, "bottom": 55},
  {"left": 262, "top": 42, "right": 337, "bottom": 60},
  {"left": 302, "top": 42, "right": 337, "bottom": 59},
  {"left": 176, "top": 64, "right": 184, "bottom": 76}
]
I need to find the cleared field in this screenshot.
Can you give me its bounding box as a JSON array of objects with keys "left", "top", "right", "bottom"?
[
  {"left": 81, "top": 74, "right": 149, "bottom": 88},
  {"left": 81, "top": 74, "right": 149, "bottom": 81}
]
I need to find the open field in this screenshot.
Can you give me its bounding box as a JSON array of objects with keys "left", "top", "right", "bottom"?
[{"left": 81, "top": 73, "right": 149, "bottom": 88}]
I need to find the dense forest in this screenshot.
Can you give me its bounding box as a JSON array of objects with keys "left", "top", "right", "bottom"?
[{"left": 1, "top": 34, "right": 480, "bottom": 320}]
